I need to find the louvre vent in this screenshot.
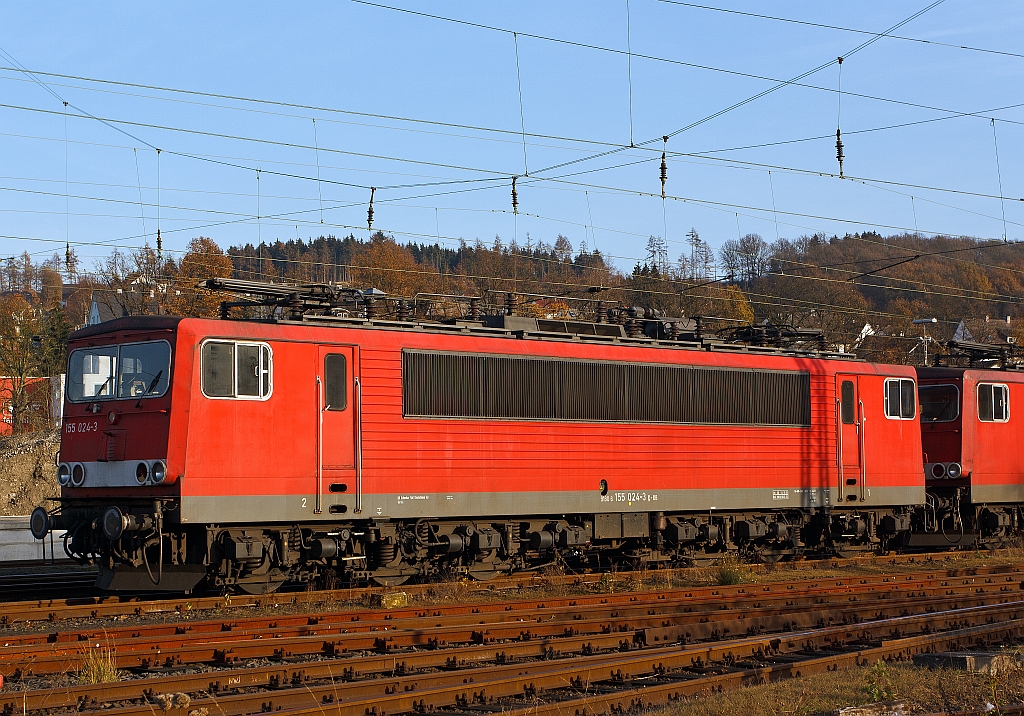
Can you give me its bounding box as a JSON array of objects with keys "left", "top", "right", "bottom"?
[{"left": 402, "top": 350, "right": 811, "bottom": 427}]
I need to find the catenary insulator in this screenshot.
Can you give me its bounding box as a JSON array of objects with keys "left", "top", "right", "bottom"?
[
  {"left": 835, "top": 129, "right": 845, "bottom": 179},
  {"left": 367, "top": 187, "right": 376, "bottom": 232},
  {"left": 511, "top": 176, "right": 519, "bottom": 215},
  {"left": 660, "top": 136, "right": 668, "bottom": 199}
]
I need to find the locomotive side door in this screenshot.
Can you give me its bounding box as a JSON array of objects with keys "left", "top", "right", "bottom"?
[
  {"left": 836, "top": 375, "right": 863, "bottom": 501},
  {"left": 316, "top": 346, "right": 358, "bottom": 513}
]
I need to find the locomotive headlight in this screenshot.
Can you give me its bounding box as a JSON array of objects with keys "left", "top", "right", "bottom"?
[
  {"left": 135, "top": 462, "right": 149, "bottom": 484},
  {"left": 151, "top": 461, "right": 167, "bottom": 484},
  {"left": 929, "top": 462, "right": 947, "bottom": 479},
  {"left": 70, "top": 463, "right": 86, "bottom": 487},
  {"left": 57, "top": 463, "right": 71, "bottom": 486},
  {"left": 946, "top": 462, "right": 963, "bottom": 479}
]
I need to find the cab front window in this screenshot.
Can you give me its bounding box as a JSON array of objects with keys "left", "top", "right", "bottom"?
[{"left": 68, "top": 341, "right": 171, "bottom": 402}]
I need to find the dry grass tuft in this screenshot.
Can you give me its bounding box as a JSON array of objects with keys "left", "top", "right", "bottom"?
[
  {"left": 661, "top": 659, "right": 1024, "bottom": 716},
  {"left": 77, "top": 642, "right": 122, "bottom": 684},
  {"left": 711, "top": 555, "right": 756, "bottom": 586}
]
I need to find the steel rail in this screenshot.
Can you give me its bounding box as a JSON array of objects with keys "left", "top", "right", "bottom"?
[
  {"left": 4, "top": 568, "right": 1021, "bottom": 679},
  {"left": 65, "top": 602, "right": 1024, "bottom": 716},
  {"left": 522, "top": 619, "right": 1024, "bottom": 716},
  {"left": 0, "top": 556, "right": 1016, "bottom": 625},
  {"left": 4, "top": 584, "right": 1022, "bottom": 713},
  {"left": 3, "top": 564, "right": 1019, "bottom": 649}
]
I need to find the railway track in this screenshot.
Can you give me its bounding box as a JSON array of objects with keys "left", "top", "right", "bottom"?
[
  {"left": 1, "top": 562, "right": 1022, "bottom": 715},
  {"left": 0, "top": 549, "right": 1011, "bottom": 623}
]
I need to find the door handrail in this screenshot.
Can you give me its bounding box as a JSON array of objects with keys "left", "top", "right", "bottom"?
[
  {"left": 858, "top": 398, "right": 867, "bottom": 501},
  {"left": 315, "top": 376, "right": 323, "bottom": 514},
  {"left": 354, "top": 375, "right": 363, "bottom": 514},
  {"left": 835, "top": 398, "right": 844, "bottom": 493}
]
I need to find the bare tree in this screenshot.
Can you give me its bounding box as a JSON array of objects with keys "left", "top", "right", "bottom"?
[{"left": 721, "top": 233, "right": 769, "bottom": 282}]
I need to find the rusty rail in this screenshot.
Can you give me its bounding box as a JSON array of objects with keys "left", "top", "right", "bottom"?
[{"left": 1, "top": 567, "right": 1022, "bottom": 715}]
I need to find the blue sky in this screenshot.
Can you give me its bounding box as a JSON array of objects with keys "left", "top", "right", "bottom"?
[{"left": 1, "top": 1, "right": 1022, "bottom": 276}]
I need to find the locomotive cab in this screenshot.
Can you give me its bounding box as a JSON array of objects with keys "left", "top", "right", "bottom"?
[
  {"left": 917, "top": 366, "right": 1024, "bottom": 545},
  {"left": 29, "top": 316, "right": 205, "bottom": 590}
]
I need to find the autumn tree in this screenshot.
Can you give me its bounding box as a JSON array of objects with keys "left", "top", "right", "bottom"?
[
  {"left": 165, "top": 237, "right": 235, "bottom": 317},
  {"left": 0, "top": 295, "right": 66, "bottom": 433}
]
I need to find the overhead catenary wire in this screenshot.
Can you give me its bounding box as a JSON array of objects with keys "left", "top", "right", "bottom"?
[
  {"left": 312, "top": 118, "right": 325, "bottom": 224},
  {"left": 656, "top": 0, "right": 1024, "bottom": 61},
  {"left": 626, "top": 0, "right": 635, "bottom": 147},
  {"left": 585, "top": 190, "right": 596, "bottom": 253},
  {"left": 991, "top": 119, "right": 1009, "bottom": 242},
  {"left": 0, "top": 15, "right": 1016, "bottom": 305},
  {"left": 256, "top": 168, "right": 261, "bottom": 246},
  {"left": 63, "top": 101, "right": 70, "bottom": 257},
  {"left": 4, "top": 99, "right": 1021, "bottom": 208},
  {"left": 156, "top": 149, "right": 162, "bottom": 259},
  {"left": 768, "top": 171, "right": 781, "bottom": 242},
  {"left": 513, "top": 32, "right": 529, "bottom": 176},
  {"left": 346, "top": 0, "right": 1004, "bottom": 151},
  {"left": 529, "top": 0, "right": 950, "bottom": 177},
  {"left": 132, "top": 148, "right": 148, "bottom": 248}
]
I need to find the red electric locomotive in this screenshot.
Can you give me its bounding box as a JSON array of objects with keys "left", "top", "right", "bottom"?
[
  {"left": 32, "top": 279, "right": 926, "bottom": 593},
  {"left": 918, "top": 356, "right": 1024, "bottom": 547}
]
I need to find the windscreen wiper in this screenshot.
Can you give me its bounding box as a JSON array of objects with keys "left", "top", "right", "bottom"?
[{"left": 135, "top": 370, "right": 163, "bottom": 409}]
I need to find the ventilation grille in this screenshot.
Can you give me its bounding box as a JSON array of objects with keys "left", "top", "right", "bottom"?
[{"left": 403, "top": 351, "right": 811, "bottom": 427}]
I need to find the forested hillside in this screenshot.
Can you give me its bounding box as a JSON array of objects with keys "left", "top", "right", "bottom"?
[
  {"left": 3, "top": 228, "right": 1023, "bottom": 434},
  {"left": 227, "top": 230, "right": 1024, "bottom": 362}
]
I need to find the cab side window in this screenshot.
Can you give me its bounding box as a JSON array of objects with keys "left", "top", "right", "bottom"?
[
  {"left": 884, "top": 378, "right": 916, "bottom": 419},
  {"left": 324, "top": 354, "right": 348, "bottom": 411},
  {"left": 978, "top": 383, "right": 1009, "bottom": 422},
  {"left": 202, "top": 341, "right": 273, "bottom": 400},
  {"left": 840, "top": 380, "right": 855, "bottom": 424}
]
